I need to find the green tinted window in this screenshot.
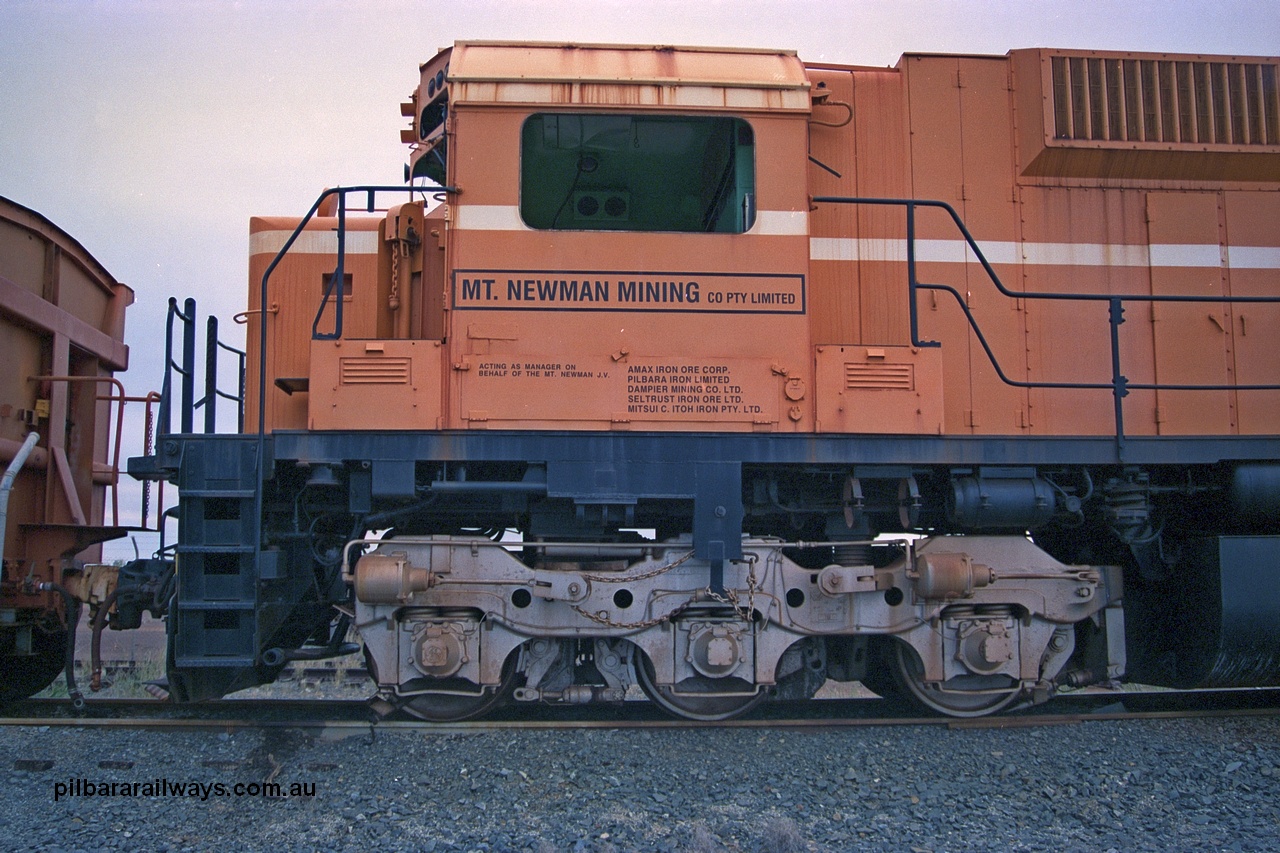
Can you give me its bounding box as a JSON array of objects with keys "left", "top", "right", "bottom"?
[{"left": 520, "top": 114, "right": 756, "bottom": 233}]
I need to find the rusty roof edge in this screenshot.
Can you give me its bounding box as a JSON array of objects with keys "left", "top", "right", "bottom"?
[
  {"left": 446, "top": 41, "right": 808, "bottom": 90},
  {"left": 452, "top": 39, "right": 799, "bottom": 57},
  {"left": 896, "top": 51, "right": 1009, "bottom": 61},
  {"left": 804, "top": 61, "right": 901, "bottom": 73},
  {"left": 449, "top": 74, "right": 811, "bottom": 90}
]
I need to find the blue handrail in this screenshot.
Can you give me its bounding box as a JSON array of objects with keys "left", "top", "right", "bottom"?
[
  {"left": 158, "top": 298, "right": 246, "bottom": 437},
  {"left": 812, "top": 196, "right": 1280, "bottom": 460}
]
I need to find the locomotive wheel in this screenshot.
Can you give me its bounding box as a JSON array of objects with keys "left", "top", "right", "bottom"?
[
  {"left": 636, "top": 653, "right": 765, "bottom": 721},
  {"left": 0, "top": 627, "right": 68, "bottom": 702},
  {"left": 890, "top": 641, "right": 1021, "bottom": 718},
  {"left": 399, "top": 653, "right": 521, "bottom": 723}
]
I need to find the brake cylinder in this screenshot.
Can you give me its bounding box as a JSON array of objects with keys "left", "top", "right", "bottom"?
[
  {"left": 354, "top": 552, "right": 434, "bottom": 604},
  {"left": 913, "top": 552, "right": 995, "bottom": 599}
]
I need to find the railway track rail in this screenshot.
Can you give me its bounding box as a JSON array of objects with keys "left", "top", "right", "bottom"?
[{"left": 4, "top": 688, "right": 1278, "bottom": 733}]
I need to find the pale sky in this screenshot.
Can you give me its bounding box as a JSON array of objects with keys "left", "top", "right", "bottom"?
[{"left": 1, "top": 0, "right": 1276, "bottom": 559}]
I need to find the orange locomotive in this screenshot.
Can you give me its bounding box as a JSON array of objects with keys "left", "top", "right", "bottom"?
[{"left": 128, "top": 43, "right": 1280, "bottom": 719}]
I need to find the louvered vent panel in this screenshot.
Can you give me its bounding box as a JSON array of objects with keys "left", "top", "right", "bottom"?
[
  {"left": 1050, "top": 54, "right": 1280, "bottom": 146},
  {"left": 845, "top": 363, "right": 914, "bottom": 391},
  {"left": 340, "top": 357, "right": 411, "bottom": 385}
]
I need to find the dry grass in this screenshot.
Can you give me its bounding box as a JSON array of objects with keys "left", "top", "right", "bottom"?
[
  {"left": 687, "top": 821, "right": 724, "bottom": 853},
  {"left": 758, "top": 816, "right": 807, "bottom": 853},
  {"left": 36, "top": 657, "right": 167, "bottom": 700}
]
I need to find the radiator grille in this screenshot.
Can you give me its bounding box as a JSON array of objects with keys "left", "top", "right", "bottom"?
[
  {"left": 1051, "top": 54, "right": 1280, "bottom": 146},
  {"left": 845, "top": 363, "right": 914, "bottom": 391},
  {"left": 340, "top": 357, "right": 411, "bottom": 385}
]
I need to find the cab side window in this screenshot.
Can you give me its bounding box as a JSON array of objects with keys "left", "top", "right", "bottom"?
[{"left": 520, "top": 114, "right": 756, "bottom": 233}]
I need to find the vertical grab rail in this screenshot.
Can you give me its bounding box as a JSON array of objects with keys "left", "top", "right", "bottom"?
[
  {"left": 311, "top": 190, "right": 348, "bottom": 341},
  {"left": 203, "top": 316, "right": 218, "bottom": 434},
  {"left": 159, "top": 297, "right": 196, "bottom": 437},
  {"left": 159, "top": 298, "right": 247, "bottom": 438},
  {"left": 197, "top": 315, "right": 247, "bottom": 434}
]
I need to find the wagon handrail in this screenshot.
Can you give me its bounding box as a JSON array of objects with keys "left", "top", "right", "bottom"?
[{"left": 30, "top": 375, "right": 128, "bottom": 527}]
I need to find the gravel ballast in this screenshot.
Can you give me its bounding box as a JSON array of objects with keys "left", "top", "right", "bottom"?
[{"left": 2, "top": 714, "right": 1278, "bottom": 852}]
